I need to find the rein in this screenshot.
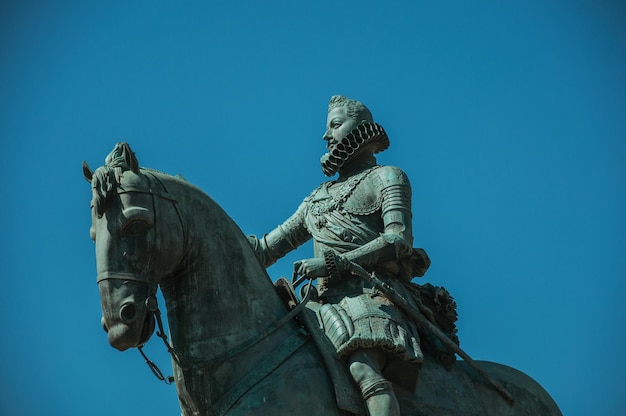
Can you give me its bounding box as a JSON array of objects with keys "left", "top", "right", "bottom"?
[
  {"left": 138, "top": 307, "right": 178, "bottom": 384},
  {"left": 139, "top": 279, "right": 315, "bottom": 384}
]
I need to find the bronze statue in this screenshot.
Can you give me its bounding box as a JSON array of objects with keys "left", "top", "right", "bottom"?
[
  {"left": 84, "top": 141, "right": 562, "bottom": 415},
  {"left": 248, "top": 95, "right": 431, "bottom": 415}
]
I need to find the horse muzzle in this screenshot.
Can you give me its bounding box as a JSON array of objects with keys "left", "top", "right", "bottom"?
[
  {"left": 101, "top": 305, "right": 156, "bottom": 351},
  {"left": 98, "top": 277, "right": 158, "bottom": 351}
]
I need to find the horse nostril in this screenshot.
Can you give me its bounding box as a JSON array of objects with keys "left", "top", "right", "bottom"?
[
  {"left": 119, "top": 303, "right": 137, "bottom": 323},
  {"left": 101, "top": 316, "right": 109, "bottom": 333}
]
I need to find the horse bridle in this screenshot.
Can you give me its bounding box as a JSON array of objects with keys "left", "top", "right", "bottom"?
[
  {"left": 96, "top": 171, "right": 185, "bottom": 384},
  {"left": 100, "top": 170, "right": 316, "bottom": 386}
]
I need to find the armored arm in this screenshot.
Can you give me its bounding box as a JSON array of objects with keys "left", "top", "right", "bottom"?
[
  {"left": 248, "top": 200, "right": 311, "bottom": 268},
  {"left": 338, "top": 166, "right": 413, "bottom": 272}
]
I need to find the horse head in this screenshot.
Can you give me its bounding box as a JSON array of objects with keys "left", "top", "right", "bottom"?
[{"left": 84, "top": 142, "right": 184, "bottom": 351}]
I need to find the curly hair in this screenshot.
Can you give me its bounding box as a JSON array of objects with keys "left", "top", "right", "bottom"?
[{"left": 328, "top": 95, "right": 373, "bottom": 124}]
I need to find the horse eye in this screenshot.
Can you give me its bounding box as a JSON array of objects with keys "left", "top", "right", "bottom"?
[{"left": 124, "top": 219, "right": 150, "bottom": 235}]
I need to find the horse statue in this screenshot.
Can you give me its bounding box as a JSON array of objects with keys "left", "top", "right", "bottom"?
[{"left": 83, "top": 142, "right": 562, "bottom": 415}]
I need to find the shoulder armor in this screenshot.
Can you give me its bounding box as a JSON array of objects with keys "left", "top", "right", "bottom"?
[
  {"left": 373, "top": 165, "right": 411, "bottom": 189},
  {"left": 343, "top": 167, "right": 383, "bottom": 215},
  {"left": 343, "top": 166, "right": 411, "bottom": 216}
]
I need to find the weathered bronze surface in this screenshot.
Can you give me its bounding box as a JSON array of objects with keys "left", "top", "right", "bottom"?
[
  {"left": 248, "top": 96, "right": 431, "bottom": 415},
  {"left": 84, "top": 119, "right": 561, "bottom": 414}
]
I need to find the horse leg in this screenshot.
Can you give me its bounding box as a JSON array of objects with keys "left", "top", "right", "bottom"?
[{"left": 348, "top": 349, "right": 400, "bottom": 416}]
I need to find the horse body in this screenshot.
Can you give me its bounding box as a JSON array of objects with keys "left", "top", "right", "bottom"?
[
  {"left": 153, "top": 172, "right": 342, "bottom": 415},
  {"left": 86, "top": 143, "right": 561, "bottom": 415}
]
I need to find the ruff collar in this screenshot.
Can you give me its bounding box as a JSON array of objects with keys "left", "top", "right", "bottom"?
[{"left": 320, "top": 122, "right": 389, "bottom": 177}]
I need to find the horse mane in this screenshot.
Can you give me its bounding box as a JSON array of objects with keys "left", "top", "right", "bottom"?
[
  {"left": 90, "top": 142, "right": 139, "bottom": 218},
  {"left": 89, "top": 142, "right": 188, "bottom": 218}
]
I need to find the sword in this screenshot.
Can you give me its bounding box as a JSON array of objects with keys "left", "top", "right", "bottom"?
[{"left": 345, "top": 260, "right": 515, "bottom": 405}]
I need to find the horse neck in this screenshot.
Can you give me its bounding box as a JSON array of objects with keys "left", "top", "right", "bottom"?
[{"left": 158, "top": 182, "right": 289, "bottom": 363}]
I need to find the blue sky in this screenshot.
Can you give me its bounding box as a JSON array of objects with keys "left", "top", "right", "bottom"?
[{"left": 1, "top": 1, "right": 624, "bottom": 415}]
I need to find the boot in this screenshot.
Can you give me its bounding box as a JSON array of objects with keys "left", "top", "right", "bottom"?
[{"left": 360, "top": 377, "right": 400, "bottom": 416}]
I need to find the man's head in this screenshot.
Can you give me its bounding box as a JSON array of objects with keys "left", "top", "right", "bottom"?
[
  {"left": 324, "top": 95, "right": 373, "bottom": 148},
  {"left": 328, "top": 95, "right": 373, "bottom": 124},
  {"left": 320, "top": 95, "right": 389, "bottom": 176}
]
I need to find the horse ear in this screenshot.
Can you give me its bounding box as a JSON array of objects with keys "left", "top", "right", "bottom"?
[
  {"left": 83, "top": 161, "right": 93, "bottom": 183},
  {"left": 128, "top": 146, "right": 139, "bottom": 173},
  {"left": 119, "top": 142, "right": 140, "bottom": 173}
]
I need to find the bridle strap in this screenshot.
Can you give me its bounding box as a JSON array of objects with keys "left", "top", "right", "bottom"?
[
  {"left": 138, "top": 345, "right": 174, "bottom": 384},
  {"left": 116, "top": 185, "right": 177, "bottom": 202},
  {"left": 138, "top": 306, "right": 179, "bottom": 385},
  {"left": 175, "top": 279, "right": 315, "bottom": 371},
  {"left": 142, "top": 171, "right": 188, "bottom": 262},
  {"left": 96, "top": 271, "right": 154, "bottom": 285},
  {"left": 138, "top": 280, "right": 315, "bottom": 387}
]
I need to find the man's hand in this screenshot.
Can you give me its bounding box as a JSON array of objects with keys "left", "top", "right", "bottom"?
[{"left": 293, "top": 257, "right": 327, "bottom": 279}]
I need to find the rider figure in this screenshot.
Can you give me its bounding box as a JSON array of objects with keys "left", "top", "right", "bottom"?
[{"left": 249, "top": 95, "right": 426, "bottom": 416}]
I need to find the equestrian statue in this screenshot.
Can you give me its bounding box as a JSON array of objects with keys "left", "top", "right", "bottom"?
[{"left": 83, "top": 96, "right": 561, "bottom": 415}]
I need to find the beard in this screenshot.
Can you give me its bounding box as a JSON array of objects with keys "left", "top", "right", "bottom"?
[{"left": 320, "top": 122, "right": 389, "bottom": 176}]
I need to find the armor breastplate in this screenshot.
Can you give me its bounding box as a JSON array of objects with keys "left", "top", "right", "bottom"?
[
  {"left": 307, "top": 166, "right": 382, "bottom": 218},
  {"left": 342, "top": 170, "right": 383, "bottom": 215}
]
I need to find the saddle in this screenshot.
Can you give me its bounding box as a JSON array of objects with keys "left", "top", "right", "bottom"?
[
  {"left": 274, "top": 278, "right": 366, "bottom": 415},
  {"left": 273, "top": 277, "right": 460, "bottom": 414}
]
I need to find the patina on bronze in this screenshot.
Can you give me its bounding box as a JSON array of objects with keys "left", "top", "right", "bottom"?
[
  {"left": 246, "top": 95, "right": 560, "bottom": 416},
  {"left": 345, "top": 260, "right": 514, "bottom": 405},
  {"left": 249, "top": 95, "right": 429, "bottom": 415},
  {"left": 84, "top": 139, "right": 562, "bottom": 414}
]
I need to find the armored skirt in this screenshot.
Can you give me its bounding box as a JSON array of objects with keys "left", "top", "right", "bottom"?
[{"left": 317, "top": 278, "right": 423, "bottom": 390}]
